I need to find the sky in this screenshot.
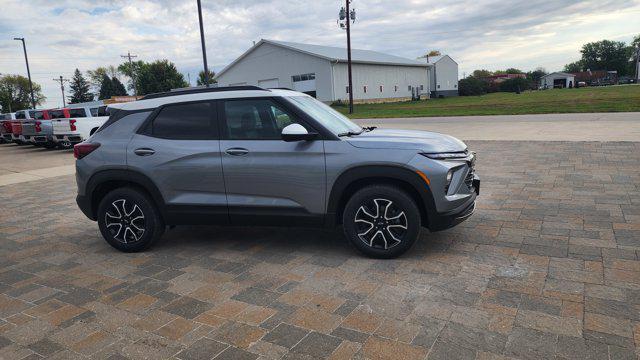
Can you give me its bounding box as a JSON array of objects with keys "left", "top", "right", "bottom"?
[{"left": 1, "top": 0, "right": 639, "bottom": 108}]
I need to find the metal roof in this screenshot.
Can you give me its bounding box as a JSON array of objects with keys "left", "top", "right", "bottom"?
[
  {"left": 541, "top": 72, "right": 575, "bottom": 78},
  {"left": 215, "top": 39, "right": 429, "bottom": 79}
]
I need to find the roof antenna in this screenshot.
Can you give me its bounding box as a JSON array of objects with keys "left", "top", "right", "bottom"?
[{"left": 253, "top": 40, "right": 256, "bottom": 46}]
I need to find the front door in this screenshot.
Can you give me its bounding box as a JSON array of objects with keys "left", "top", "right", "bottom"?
[
  {"left": 126, "top": 100, "right": 228, "bottom": 224},
  {"left": 219, "top": 98, "right": 326, "bottom": 226}
]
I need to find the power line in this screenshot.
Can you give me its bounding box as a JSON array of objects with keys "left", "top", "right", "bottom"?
[
  {"left": 53, "top": 75, "right": 69, "bottom": 107},
  {"left": 121, "top": 52, "right": 138, "bottom": 96}
]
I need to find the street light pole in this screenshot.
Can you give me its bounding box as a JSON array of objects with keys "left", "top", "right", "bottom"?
[
  {"left": 196, "top": 0, "right": 211, "bottom": 87},
  {"left": 635, "top": 46, "right": 640, "bottom": 84},
  {"left": 13, "top": 37, "right": 36, "bottom": 109}
]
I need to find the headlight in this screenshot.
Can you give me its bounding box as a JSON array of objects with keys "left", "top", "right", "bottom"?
[{"left": 421, "top": 152, "right": 468, "bottom": 160}]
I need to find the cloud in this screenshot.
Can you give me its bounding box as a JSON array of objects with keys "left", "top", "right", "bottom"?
[{"left": 0, "top": 0, "right": 639, "bottom": 108}]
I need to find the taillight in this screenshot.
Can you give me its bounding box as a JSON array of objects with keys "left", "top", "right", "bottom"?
[
  {"left": 74, "top": 142, "right": 100, "bottom": 159},
  {"left": 70, "top": 119, "right": 77, "bottom": 131},
  {"left": 35, "top": 121, "right": 42, "bottom": 133}
]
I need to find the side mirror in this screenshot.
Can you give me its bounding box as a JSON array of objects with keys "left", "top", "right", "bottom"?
[{"left": 281, "top": 123, "right": 318, "bottom": 142}]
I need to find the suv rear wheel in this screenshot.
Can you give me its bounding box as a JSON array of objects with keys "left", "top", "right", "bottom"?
[
  {"left": 97, "top": 187, "right": 164, "bottom": 252},
  {"left": 343, "top": 185, "right": 421, "bottom": 259}
]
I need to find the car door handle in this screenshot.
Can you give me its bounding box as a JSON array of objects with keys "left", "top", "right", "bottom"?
[
  {"left": 134, "top": 148, "right": 155, "bottom": 156},
  {"left": 225, "top": 148, "right": 249, "bottom": 156}
]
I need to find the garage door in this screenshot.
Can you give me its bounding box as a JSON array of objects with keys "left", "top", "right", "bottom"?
[{"left": 258, "top": 78, "right": 279, "bottom": 89}]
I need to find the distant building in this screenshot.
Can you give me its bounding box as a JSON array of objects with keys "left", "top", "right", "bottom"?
[
  {"left": 540, "top": 72, "right": 576, "bottom": 89},
  {"left": 215, "top": 39, "right": 433, "bottom": 103},
  {"left": 484, "top": 73, "right": 526, "bottom": 84},
  {"left": 421, "top": 55, "right": 459, "bottom": 97}
]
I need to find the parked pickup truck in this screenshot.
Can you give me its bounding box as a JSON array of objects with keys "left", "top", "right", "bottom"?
[
  {"left": 0, "top": 113, "right": 16, "bottom": 143},
  {"left": 11, "top": 109, "right": 37, "bottom": 145},
  {"left": 21, "top": 109, "right": 58, "bottom": 148},
  {"left": 52, "top": 106, "right": 108, "bottom": 148}
]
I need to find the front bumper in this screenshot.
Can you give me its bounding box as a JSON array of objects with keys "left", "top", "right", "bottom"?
[{"left": 427, "top": 174, "right": 480, "bottom": 231}]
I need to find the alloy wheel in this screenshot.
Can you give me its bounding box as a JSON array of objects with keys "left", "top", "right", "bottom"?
[
  {"left": 354, "top": 198, "right": 408, "bottom": 250},
  {"left": 105, "top": 199, "right": 146, "bottom": 243}
]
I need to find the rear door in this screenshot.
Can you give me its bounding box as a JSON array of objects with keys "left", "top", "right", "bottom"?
[
  {"left": 126, "top": 100, "right": 228, "bottom": 224},
  {"left": 219, "top": 97, "right": 326, "bottom": 225}
]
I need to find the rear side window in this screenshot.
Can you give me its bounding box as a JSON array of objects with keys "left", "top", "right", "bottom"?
[
  {"left": 28, "top": 110, "right": 37, "bottom": 118},
  {"left": 69, "top": 108, "right": 87, "bottom": 118},
  {"left": 0, "top": 114, "right": 9, "bottom": 120},
  {"left": 15, "top": 111, "right": 26, "bottom": 119},
  {"left": 150, "top": 102, "right": 216, "bottom": 140},
  {"left": 33, "top": 111, "right": 44, "bottom": 120},
  {"left": 49, "top": 110, "right": 66, "bottom": 119},
  {"left": 90, "top": 107, "right": 98, "bottom": 117}
]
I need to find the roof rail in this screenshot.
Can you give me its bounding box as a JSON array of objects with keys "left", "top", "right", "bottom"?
[{"left": 140, "top": 86, "right": 267, "bottom": 100}]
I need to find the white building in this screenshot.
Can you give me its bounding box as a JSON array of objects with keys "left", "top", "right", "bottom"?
[
  {"left": 421, "top": 55, "right": 459, "bottom": 97},
  {"left": 214, "top": 39, "right": 433, "bottom": 103},
  {"left": 540, "top": 72, "right": 576, "bottom": 89}
]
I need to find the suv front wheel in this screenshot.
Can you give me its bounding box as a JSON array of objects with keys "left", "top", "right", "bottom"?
[
  {"left": 97, "top": 187, "right": 165, "bottom": 252},
  {"left": 343, "top": 185, "right": 421, "bottom": 259}
]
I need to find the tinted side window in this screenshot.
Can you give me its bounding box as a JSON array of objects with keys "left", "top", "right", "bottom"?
[
  {"left": 223, "top": 99, "right": 301, "bottom": 140},
  {"left": 49, "top": 110, "right": 66, "bottom": 119},
  {"left": 97, "top": 106, "right": 109, "bottom": 117},
  {"left": 69, "top": 108, "right": 87, "bottom": 118},
  {"left": 15, "top": 111, "right": 26, "bottom": 119},
  {"left": 33, "top": 111, "right": 44, "bottom": 120},
  {"left": 90, "top": 107, "right": 98, "bottom": 117},
  {"left": 151, "top": 102, "right": 216, "bottom": 140}
]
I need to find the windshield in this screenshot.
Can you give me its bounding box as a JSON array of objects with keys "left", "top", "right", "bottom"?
[{"left": 286, "top": 96, "right": 361, "bottom": 135}]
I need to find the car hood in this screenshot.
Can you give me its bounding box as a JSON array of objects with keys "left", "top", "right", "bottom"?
[{"left": 345, "top": 128, "right": 467, "bottom": 153}]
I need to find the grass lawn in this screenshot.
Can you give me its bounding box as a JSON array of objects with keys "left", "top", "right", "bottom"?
[{"left": 333, "top": 84, "right": 640, "bottom": 118}]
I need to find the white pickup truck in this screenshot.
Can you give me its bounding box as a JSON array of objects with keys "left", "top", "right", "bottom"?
[{"left": 51, "top": 106, "right": 109, "bottom": 149}]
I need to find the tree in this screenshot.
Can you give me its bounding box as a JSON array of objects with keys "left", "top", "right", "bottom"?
[
  {"left": 131, "top": 60, "right": 189, "bottom": 95},
  {"left": 458, "top": 76, "right": 488, "bottom": 96},
  {"left": 117, "top": 60, "right": 145, "bottom": 94},
  {"left": 471, "top": 69, "right": 493, "bottom": 78},
  {"left": 418, "top": 50, "right": 441, "bottom": 58},
  {"left": 111, "top": 77, "right": 128, "bottom": 96},
  {"left": 98, "top": 74, "right": 115, "bottom": 100},
  {"left": 68, "top": 69, "right": 93, "bottom": 104},
  {"left": 505, "top": 68, "right": 523, "bottom": 74},
  {"left": 87, "top": 66, "right": 120, "bottom": 93},
  {"left": 0, "top": 75, "right": 46, "bottom": 112},
  {"left": 564, "top": 60, "right": 584, "bottom": 73},
  {"left": 197, "top": 70, "right": 217, "bottom": 86},
  {"left": 526, "top": 68, "right": 547, "bottom": 88},
  {"left": 499, "top": 78, "right": 531, "bottom": 93},
  {"left": 579, "top": 40, "right": 630, "bottom": 75}
]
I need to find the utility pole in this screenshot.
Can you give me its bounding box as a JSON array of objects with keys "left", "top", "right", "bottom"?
[
  {"left": 121, "top": 52, "right": 138, "bottom": 96},
  {"left": 338, "top": 1, "right": 356, "bottom": 113},
  {"left": 196, "top": 0, "right": 211, "bottom": 87},
  {"left": 635, "top": 46, "right": 640, "bottom": 84},
  {"left": 13, "top": 37, "right": 36, "bottom": 109},
  {"left": 53, "top": 76, "right": 69, "bottom": 107}
]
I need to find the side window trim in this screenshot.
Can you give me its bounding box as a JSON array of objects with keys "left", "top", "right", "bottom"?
[{"left": 139, "top": 99, "right": 219, "bottom": 140}]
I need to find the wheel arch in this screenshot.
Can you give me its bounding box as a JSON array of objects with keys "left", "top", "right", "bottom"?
[
  {"left": 86, "top": 169, "right": 166, "bottom": 221},
  {"left": 326, "top": 165, "right": 437, "bottom": 227}
]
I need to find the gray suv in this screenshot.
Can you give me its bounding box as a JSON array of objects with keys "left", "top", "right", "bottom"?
[{"left": 75, "top": 86, "right": 479, "bottom": 258}]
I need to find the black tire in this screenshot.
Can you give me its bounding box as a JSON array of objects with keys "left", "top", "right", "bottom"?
[
  {"left": 97, "top": 187, "right": 164, "bottom": 252},
  {"left": 343, "top": 185, "right": 421, "bottom": 259}
]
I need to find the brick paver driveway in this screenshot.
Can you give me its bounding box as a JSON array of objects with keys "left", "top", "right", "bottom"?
[{"left": 0, "top": 141, "right": 639, "bottom": 359}]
